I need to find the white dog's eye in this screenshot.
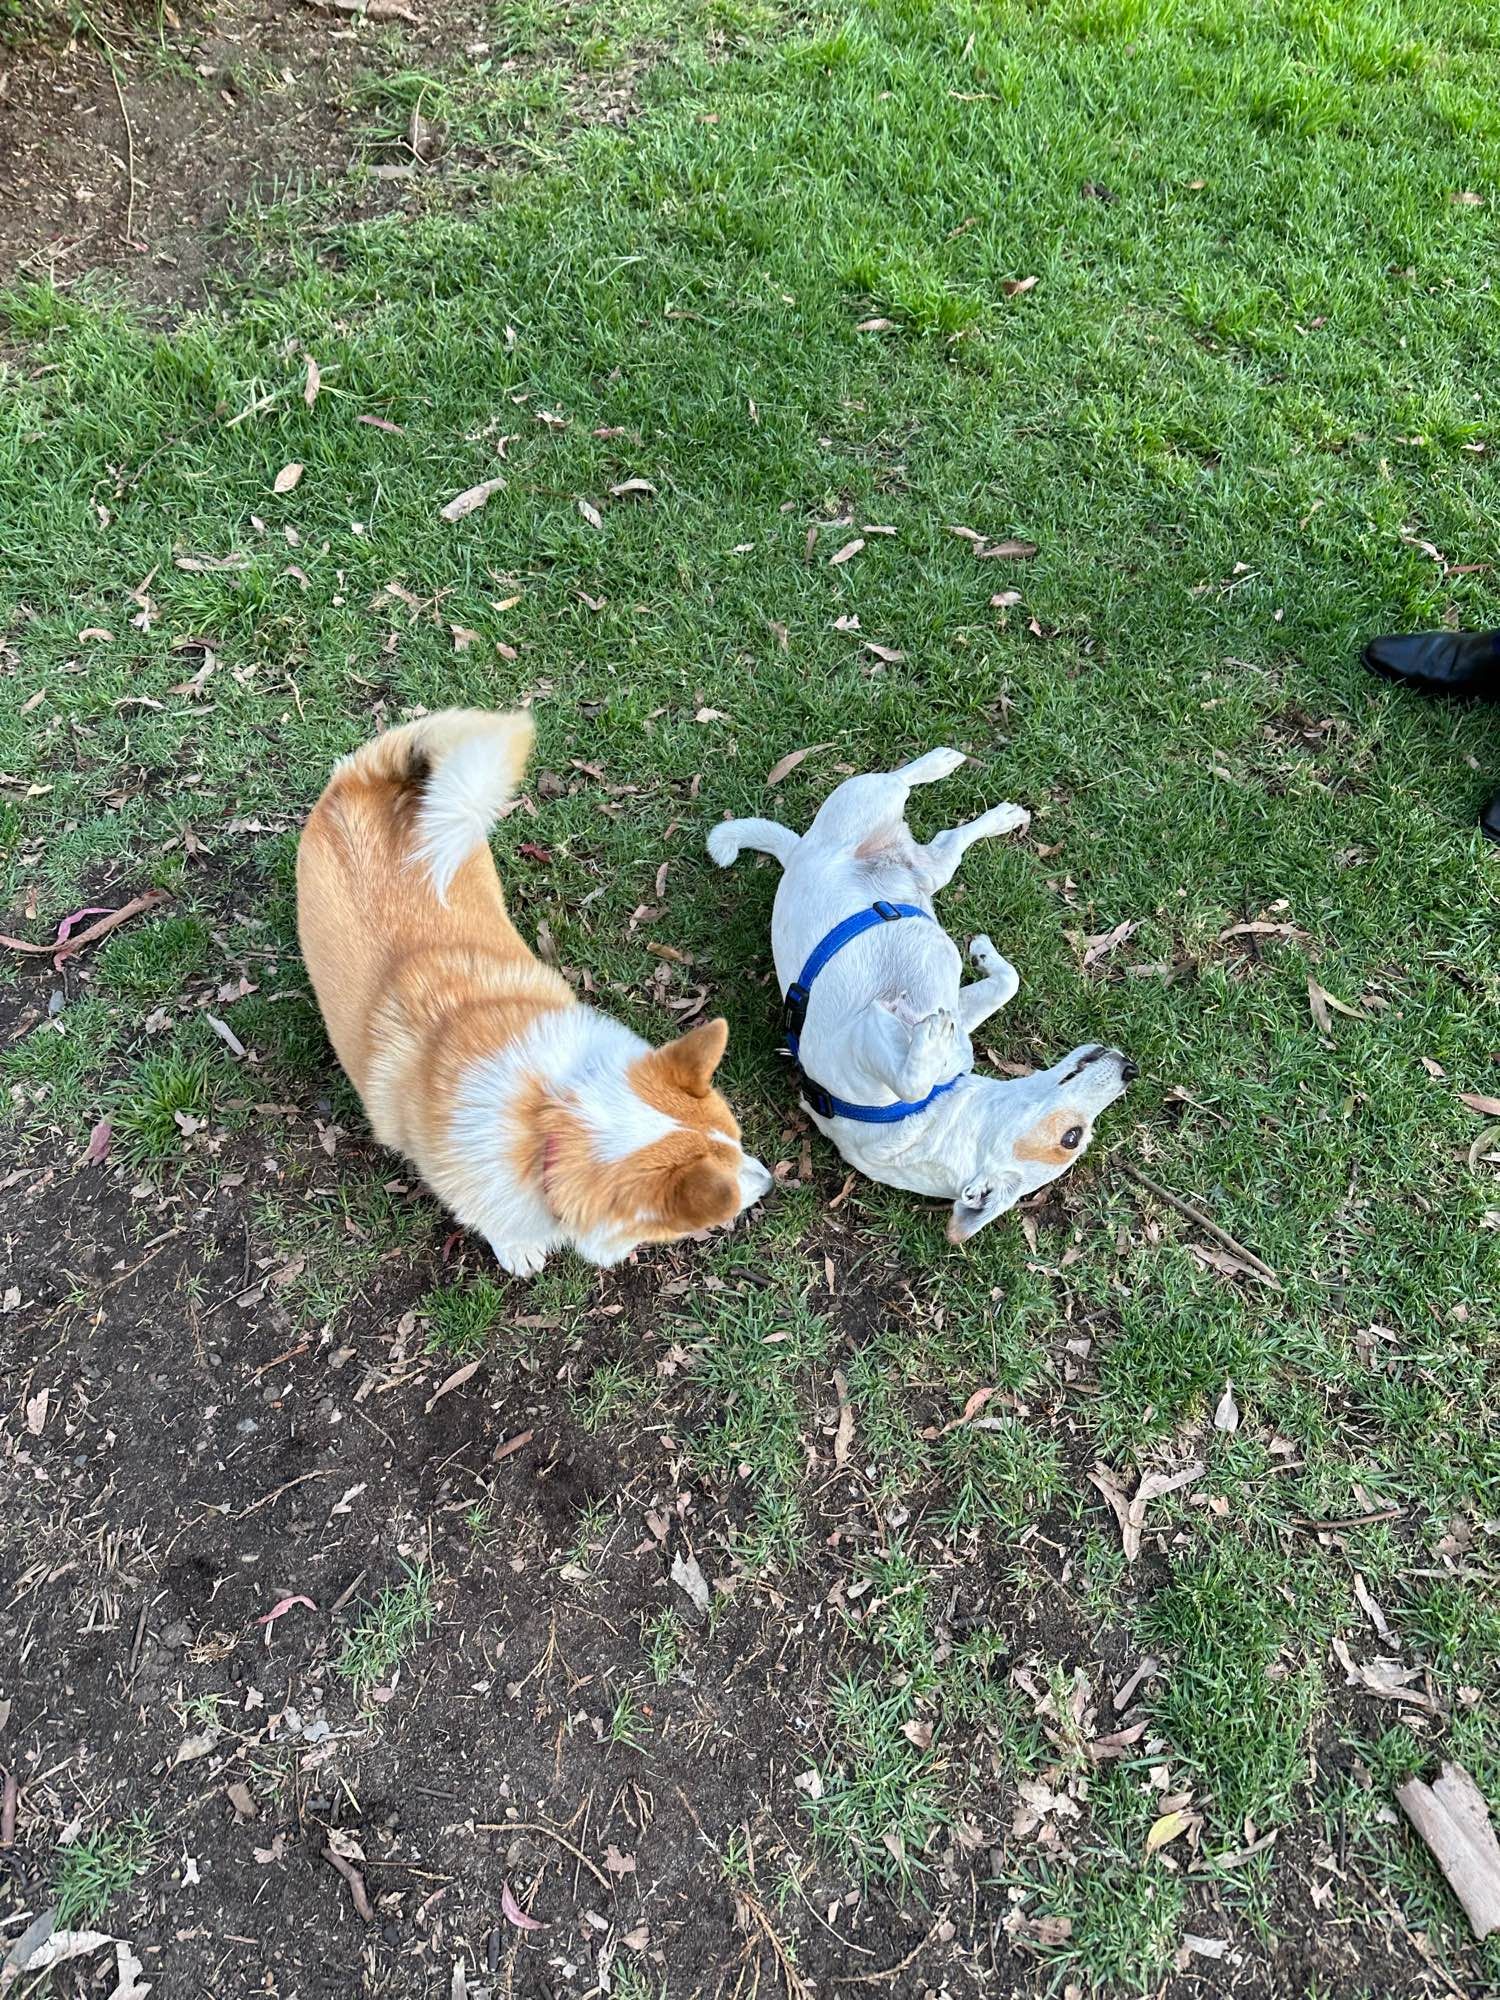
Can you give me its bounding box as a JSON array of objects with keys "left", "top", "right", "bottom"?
[{"left": 1061, "top": 1125, "right": 1085, "bottom": 1150}]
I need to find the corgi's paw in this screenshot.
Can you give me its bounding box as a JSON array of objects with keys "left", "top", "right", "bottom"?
[{"left": 489, "top": 1238, "right": 548, "bottom": 1278}]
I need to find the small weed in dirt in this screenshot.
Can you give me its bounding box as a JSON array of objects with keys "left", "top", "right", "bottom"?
[
  {"left": 607, "top": 1686, "right": 648, "bottom": 1749},
  {"left": 804, "top": 1674, "right": 949, "bottom": 1881},
  {"left": 335, "top": 1563, "right": 436, "bottom": 1690},
  {"left": 574, "top": 1356, "right": 642, "bottom": 1432},
  {"left": 111, "top": 1049, "right": 216, "bottom": 1164},
  {"left": 641, "top": 1609, "right": 682, "bottom": 1685},
  {"left": 52, "top": 1814, "right": 157, "bottom": 1928},
  {"left": 419, "top": 1277, "right": 507, "bottom": 1357}
]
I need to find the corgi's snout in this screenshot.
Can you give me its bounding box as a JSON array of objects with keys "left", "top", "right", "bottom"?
[{"left": 739, "top": 1155, "right": 774, "bottom": 1209}]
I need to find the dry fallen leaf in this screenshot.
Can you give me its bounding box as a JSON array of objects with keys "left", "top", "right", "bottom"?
[
  {"left": 227, "top": 1780, "right": 258, "bottom": 1822},
  {"left": 1331, "top": 1636, "right": 1439, "bottom": 1711},
  {"left": 610, "top": 477, "right": 656, "bottom": 498},
  {"left": 500, "top": 1881, "right": 544, "bottom": 1932},
  {"left": 862, "top": 641, "right": 905, "bottom": 663},
  {"left": 24, "top": 1389, "right": 48, "bottom": 1436},
  {"left": 1307, "top": 974, "right": 1366, "bottom": 1034},
  {"left": 832, "top": 1367, "right": 855, "bottom": 1467},
  {"left": 1451, "top": 190, "right": 1486, "bottom": 206},
  {"left": 829, "top": 537, "right": 865, "bottom": 566},
  {"left": 603, "top": 1844, "right": 637, "bottom": 1876},
  {"left": 901, "top": 1718, "right": 934, "bottom": 1751},
  {"left": 1458, "top": 1091, "right": 1500, "bottom": 1118},
  {"left": 671, "top": 1550, "right": 711, "bottom": 1617},
  {"left": 440, "top": 476, "right": 507, "bottom": 523},
  {"left": 855, "top": 316, "right": 895, "bottom": 331},
  {"left": 1190, "top": 1243, "right": 1279, "bottom": 1287},
  {"left": 1213, "top": 1381, "right": 1240, "bottom": 1433},
  {"left": 578, "top": 498, "right": 604, "bottom": 529},
  {"left": 1002, "top": 275, "right": 1040, "bottom": 297},
  {"left": 425, "top": 1358, "right": 482, "bottom": 1414},
  {"left": 1146, "top": 1808, "right": 1192, "bottom": 1856},
  {"left": 82, "top": 1117, "right": 113, "bottom": 1167},
  {"left": 1091, "top": 1459, "right": 1205, "bottom": 1562},
  {"left": 303, "top": 358, "right": 321, "bottom": 408},
  {"left": 272, "top": 462, "right": 303, "bottom": 495},
  {"left": 1082, "top": 919, "right": 1138, "bottom": 969},
  {"left": 765, "top": 743, "right": 832, "bottom": 788},
  {"left": 978, "top": 536, "right": 1039, "bottom": 559}
]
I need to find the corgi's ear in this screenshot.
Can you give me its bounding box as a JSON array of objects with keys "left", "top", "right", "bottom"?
[
  {"left": 650, "top": 1017, "right": 729, "bottom": 1097},
  {"left": 664, "top": 1156, "right": 740, "bottom": 1229}
]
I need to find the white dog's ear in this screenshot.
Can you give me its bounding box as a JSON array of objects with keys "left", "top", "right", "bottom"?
[{"left": 946, "top": 1170, "right": 1023, "bottom": 1244}]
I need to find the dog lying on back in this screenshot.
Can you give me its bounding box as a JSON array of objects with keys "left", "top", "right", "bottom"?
[
  {"left": 299, "top": 709, "right": 771, "bottom": 1274},
  {"left": 709, "top": 748, "right": 1135, "bottom": 1241}
]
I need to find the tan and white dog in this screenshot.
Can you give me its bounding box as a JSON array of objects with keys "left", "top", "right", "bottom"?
[
  {"left": 709, "top": 748, "right": 1135, "bottom": 1242},
  {"left": 298, "top": 709, "right": 771, "bottom": 1275}
]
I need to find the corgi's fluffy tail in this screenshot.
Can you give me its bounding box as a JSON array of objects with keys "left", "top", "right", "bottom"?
[
  {"left": 331, "top": 708, "right": 535, "bottom": 901},
  {"left": 706, "top": 816, "right": 800, "bottom": 869}
]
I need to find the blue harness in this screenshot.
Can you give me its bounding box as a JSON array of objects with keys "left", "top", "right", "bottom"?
[{"left": 781, "top": 900, "right": 964, "bottom": 1124}]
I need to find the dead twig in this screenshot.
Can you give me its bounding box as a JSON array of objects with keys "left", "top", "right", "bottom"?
[
  {"left": 735, "top": 1884, "right": 815, "bottom": 2000},
  {"left": 0, "top": 890, "right": 170, "bottom": 969},
  {"left": 1289, "top": 1507, "right": 1403, "bottom": 1533},
  {"left": 1, "top": 1770, "right": 18, "bottom": 1848},
  {"left": 107, "top": 54, "right": 139, "bottom": 244},
  {"left": 235, "top": 1469, "right": 333, "bottom": 1521},
  {"left": 1117, "top": 1160, "right": 1280, "bottom": 1284},
  {"left": 473, "top": 1820, "right": 610, "bottom": 1891},
  {"left": 247, "top": 1339, "right": 311, "bottom": 1382},
  {"left": 834, "top": 1917, "right": 948, "bottom": 1985},
  {"left": 322, "top": 1842, "right": 375, "bottom": 1922},
  {"left": 1398, "top": 1762, "right": 1500, "bottom": 1940}
]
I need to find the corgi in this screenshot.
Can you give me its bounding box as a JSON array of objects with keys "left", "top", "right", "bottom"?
[{"left": 298, "top": 709, "right": 771, "bottom": 1274}]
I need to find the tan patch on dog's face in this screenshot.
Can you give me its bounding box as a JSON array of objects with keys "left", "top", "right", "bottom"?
[{"left": 1014, "top": 1107, "right": 1089, "bottom": 1169}]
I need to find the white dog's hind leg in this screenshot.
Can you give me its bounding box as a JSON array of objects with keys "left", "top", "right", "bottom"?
[
  {"left": 916, "top": 802, "right": 1030, "bottom": 890},
  {"left": 853, "top": 1002, "right": 964, "bottom": 1100},
  {"left": 893, "top": 746, "right": 968, "bottom": 787},
  {"left": 707, "top": 817, "right": 800, "bottom": 868},
  {"left": 957, "top": 935, "right": 1020, "bottom": 1031},
  {"left": 806, "top": 749, "right": 968, "bottom": 852}
]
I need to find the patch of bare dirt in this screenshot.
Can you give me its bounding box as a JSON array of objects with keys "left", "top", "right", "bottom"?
[{"left": 0, "top": 0, "right": 644, "bottom": 314}]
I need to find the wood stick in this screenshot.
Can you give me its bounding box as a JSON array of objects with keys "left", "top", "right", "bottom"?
[
  {"left": 1397, "top": 1763, "right": 1500, "bottom": 1940},
  {"left": 474, "top": 1819, "right": 610, "bottom": 1891},
  {"left": 322, "top": 1842, "right": 375, "bottom": 1922},
  {"left": 1116, "top": 1160, "right": 1280, "bottom": 1282}
]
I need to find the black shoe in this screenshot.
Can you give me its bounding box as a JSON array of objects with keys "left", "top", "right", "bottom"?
[
  {"left": 1362, "top": 628, "right": 1500, "bottom": 700},
  {"left": 1482, "top": 793, "right": 1500, "bottom": 844}
]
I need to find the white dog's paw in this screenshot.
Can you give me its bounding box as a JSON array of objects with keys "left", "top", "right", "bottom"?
[
  {"left": 969, "top": 934, "right": 1001, "bottom": 973},
  {"left": 976, "top": 802, "right": 1030, "bottom": 839},
  {"left": 488, "top": 1239, "right": 548, "bottom": 1278},
  {"left": 902, "top": 746, "right": 968, "bottom": 785}
]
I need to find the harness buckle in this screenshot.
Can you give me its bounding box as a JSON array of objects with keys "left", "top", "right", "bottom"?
[
  {"left": 781, "top": 982, "right": 810, "bottom": 1037},
  {"left": 872, "top": 899, "right": 903, "bottom": 922}
]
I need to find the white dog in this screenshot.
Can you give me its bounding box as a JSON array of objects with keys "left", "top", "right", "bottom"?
[{"left": 708, "top": 749, "right": 1135, "bottom": 1242}]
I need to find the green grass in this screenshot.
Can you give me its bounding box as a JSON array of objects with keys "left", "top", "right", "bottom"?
[
  {"left": 52, "top": 1814, "right": 157, "bottom": 1928},
  {"left": 335, "top": 1563, "right": 437, "bottom": 1689},
  {"left": 3, "top": 0, "right": 1500, "bottom": 1986},
  {"left": 418, "top": 1276, "right": 509, "bottom": 1357}
]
